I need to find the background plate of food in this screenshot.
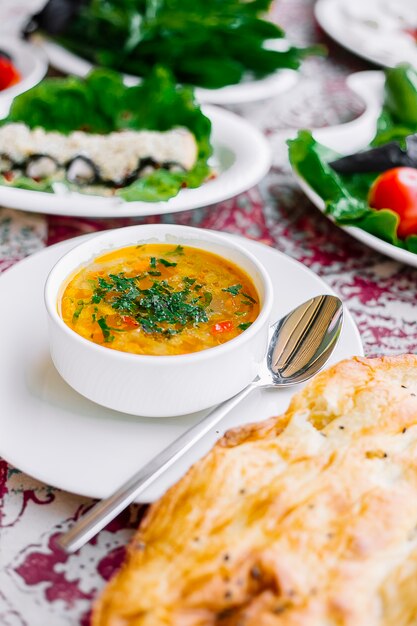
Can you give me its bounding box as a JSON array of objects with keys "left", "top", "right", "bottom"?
[
  {"left": 0, "top": 36, "right": 47, "bottom": 117},
  {"left": 0, "top": 68, "right": 271, "bottom": 217},
  {"left": 0, "top": 229, "right": 362, "bottom": 503},
  {"left": 289, "top": 65, "right": 417, "bottom": 268},
  {"left": 26, "top": 0, "right": 321, "bottom": 104},
  {"left": 315, "top": 0, "right": 417, "bottom": 69}
]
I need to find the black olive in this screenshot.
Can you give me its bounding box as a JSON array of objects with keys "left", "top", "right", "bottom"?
[
  {"left": 26, "top": 154, "right": 59, "bottom": 179},
  {"left": 0, "top": 153, "right": 14, "bottom": 174},
  {"left": 23, "top": 0, "right": 87, "bottom": 36},
  {"left": 137, "top": 157, "right": 159, "bottom": 177},
  {"left": 66, "top": 156, "right": 98, "bottom": 185},
  {"left": 162, "top": 161, "right": 186, "bottom": 173}
]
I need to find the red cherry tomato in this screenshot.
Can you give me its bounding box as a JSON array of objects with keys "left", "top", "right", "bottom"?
[
  {"left": 211, "top": 320, "right": 233, "bottom": 335},
  {"left": 120, "top": 315, "right": 139, "bottom": 328},
  {"left": 368, "top": 167, "right": 417, "bottom": 239},
  {"left": 0, "top": 57, "right": 21, "bottom": 91}
]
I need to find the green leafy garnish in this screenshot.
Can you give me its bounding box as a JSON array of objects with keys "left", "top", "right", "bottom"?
[
  {"left": 44, "top": 0, "right": 322, "bottom": 90},
  {"left": 238, "top": 322, "right": 252, "bottom": 331},
  {"left": 97, "top": 316, "right": 115, "bottom": 342},
  {"left": 92, "top": 272, "right": 210, "bottom": 336},
  {"left": 1, "top": 67, "right": 212, "bottom": 203},
  {"left": 203, "top": 292, "right": 213, "bottom": 307},
  {"left": 150, "top": 257, "right": 157, "bottom": 269},
  {"left": 222, "top": 284, "right": 242, "bottom": 296},
  {"left": 158, "top": 258, "right": 177, "bottom": 267},
  {"left": 169, "top": 245, "right": 185, "bottom": 256},
  {"left": 72, "top": 300, "right": 84, "bottom": 323},
  {"left": 241, "top": 292, "right": 257, "bottom": 304}
]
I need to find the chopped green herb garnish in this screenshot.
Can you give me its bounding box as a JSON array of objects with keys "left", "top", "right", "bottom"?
[
  {"left": 90, "top": 272, "right": 210, "bottom": 335},
  {"left": 150, "top": 256, "right": 157, "bottom": 269},
  {"left": 97, "top": 317, "right": 115, "bottom": 342},
  {"left": 148, "top": 270, "right": 162, "bottom": 276},
  {"left": 241, "top": 300, "right": 253, "bottom": 306},
  {"left": 72, "top": 300, "right": 84, "bottom": 322},
  {"left": 159, "top": 258, "right": 177, "bottom": 267},
  {"left": 203, "top": 292, "right": 213, "bottom": 307},
  {"left": 222, "top": 284, "right": 242, "bottom": 296},
  {"left": 241, "top": 292, "right": 257, "bottom": 303},
  {"left": 183, "top": 277, "right": 197, "bottom": 286},
  {"left": 238, "top": 322, "right": 252, "bottom": 331},
  {"left": 235, "top": 311, "right": 247, "bottom": 317},
  {"left": 194, "top": 284, "right": 202, "bottom": 291},
  {"left": 169, "top": 245, "right": 184, "bottom": 256}
]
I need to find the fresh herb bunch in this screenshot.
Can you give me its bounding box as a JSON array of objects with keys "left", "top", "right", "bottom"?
[
  {"left": 1, "top": 66, "right": 211, "bottom": 202},
  {"left": 288, "top": 64, "right": 417, "bottom": 254},
  {"left": 33, "top": 0, "right": 322, "bottom": 89}
]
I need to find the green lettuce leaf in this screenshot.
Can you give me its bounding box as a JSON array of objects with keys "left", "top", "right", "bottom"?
[
  {"left": 373, "top": 64, "right": 417, "bottom": 146},
  {"left": 1, "top": 66, "right": 212, "bottom": 202},
  {"left": 288, "top": 131, "right": 416, "bottom": 252}
]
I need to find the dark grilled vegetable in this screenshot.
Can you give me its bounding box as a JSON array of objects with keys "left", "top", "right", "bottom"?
[{"left": 329, "top": 134, "right": 417, "bottom": 175}]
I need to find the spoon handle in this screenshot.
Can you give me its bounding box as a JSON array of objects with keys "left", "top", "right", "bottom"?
[{"left": 57, "top": 383, "right": 256, "bottom": 553}]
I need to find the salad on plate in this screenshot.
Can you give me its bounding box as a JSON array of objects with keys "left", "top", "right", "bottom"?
[
  {"left": 289, "top": 64, "right": 417, "bottom": 255},
  {"left": 27, "top": 0, "right": 321, "bottom": 90},
  {"left": 0, "top": 66, "right": 212, "bottom": 203}
]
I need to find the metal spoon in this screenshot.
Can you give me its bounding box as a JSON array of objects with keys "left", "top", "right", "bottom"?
[{"left": 57, "top": 294, "right": 343, "bottom": 553}]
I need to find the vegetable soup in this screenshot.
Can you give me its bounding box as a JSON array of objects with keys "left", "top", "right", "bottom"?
[{"left": 60, "top": 243, "right": 260, "bottom": 356}]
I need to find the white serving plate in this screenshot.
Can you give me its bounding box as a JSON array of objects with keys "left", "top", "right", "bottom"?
[
  {"left": 39, "top": 37, "right": 299, "bottom": 105},
  {"left": 0, "top": 232, "right": 363, "bottom": 503},
  {"left": 315, "top": 0, "right": 417, "bottom": 69},
  {"left": 0, "top": 36, "right": 47, "bottom": 118},
  {"left": 292, "top": 69, "right": 417, "bottom": 268},
  {"left": 0, "top": 105, "right": 271, "bottom": 218}
]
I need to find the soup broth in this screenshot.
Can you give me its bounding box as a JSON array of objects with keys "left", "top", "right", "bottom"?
[{"left": 60, "top": 243, "right": 260, "bottom": 356}]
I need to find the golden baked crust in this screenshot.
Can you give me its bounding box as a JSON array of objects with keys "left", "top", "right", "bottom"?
[{"left": 93, "top": 355, "right": 417, "bottom": 626}]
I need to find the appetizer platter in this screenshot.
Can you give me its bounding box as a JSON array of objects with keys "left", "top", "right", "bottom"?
[
  {"left": 315, "top": 0, "right": 417, "bottom": 69},
  {"left": 27, "top": 0, "right": 320, "bottom": 104},
  {"left": 93, "top": 354, "right": 417, "bottom": 626},
  {"left": 290, "top": 65, "right": 417, "bottom": 267},
  {"left": 0, "top": 36, "right": 47, "bottom": 118},
  {"left": 0, "top": 68, "right": 270, "bottom": 217},
  {"left": 0, "top": 230, "right": 362, "bottom": 502}
]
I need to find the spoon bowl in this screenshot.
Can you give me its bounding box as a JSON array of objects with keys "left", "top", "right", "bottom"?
[
  {"left": 264, "top": 294, "right": 343, "bottom": 386},
  {"left": 57, "top": 294, "right": 343, "bottom": 553}
]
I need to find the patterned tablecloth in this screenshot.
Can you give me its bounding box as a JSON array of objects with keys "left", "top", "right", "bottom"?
[{"left": 1, "top": 1, "right": 417, "bottom": 624}]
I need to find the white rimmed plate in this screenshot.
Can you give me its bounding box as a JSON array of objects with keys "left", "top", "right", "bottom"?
[
  {"left": 0, "top": 232, "right": 363, "bottom": 503},
  {"left": 291, "top": 69, "right": 417, "bottom": 268},
  {"left": 315, "top": 0, "right": 417, "bottom": 69},
  {"left": 38, "top": 37, "right": 299, "bottom": 105},
  {"left": 0, "top": 36, "right": 47, "bottom": 118},
  {"left": 0, "top": 105, "right": 271, "bottom": 217}
]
